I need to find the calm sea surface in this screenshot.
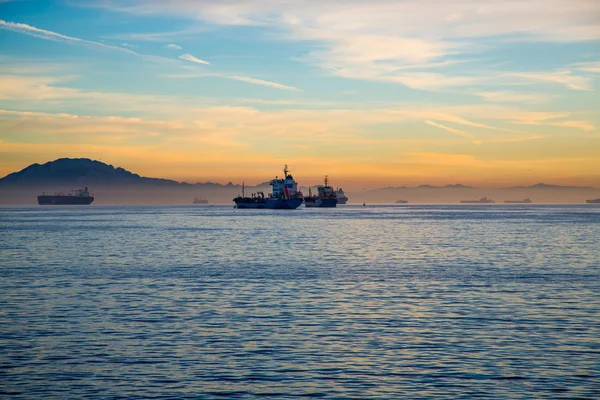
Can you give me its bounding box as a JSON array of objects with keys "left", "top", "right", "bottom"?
[{"left": 0, "top": 205, "right": 599, "bottom": 399}]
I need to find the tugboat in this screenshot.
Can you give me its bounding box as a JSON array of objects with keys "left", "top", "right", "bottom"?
[
  {"left": 460, "top": 197, "right": 495, "bottom": 204},
  {"left": 193, "top": 197, "right": 208, "bottom": 204},
  {"left": 38, "top": 187, "right": 94, "bottom": 205},
  {"left": 304, "top": 176, "right": 338, "bottom": 207},
  {"left": 233, "top": 165, "right": 304, "bottom": 209},
  {"left": 586, "top": 198, "right": 600, "bottom": 204},
  {"left": 336, "top": 188, "right": 349, "bottom": 204},
  {"left": 505, "top": 198, "right": 532, "bottom": 204}
]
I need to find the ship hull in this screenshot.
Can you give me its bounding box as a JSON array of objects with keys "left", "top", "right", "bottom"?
[
  {"left": 234, "top": 197, "right": 267, "bottom": 208},
  {"left": 460, "top": 201, "right": 495, "bottom": 204},
  {"left": 586, "top": 199, "right": 600, "bottom": 204},
  {"left": 266, "top": 198, "right": 303, "bottom": 209},
  {"left": 234, "top": 198, "right": 303, "bottom": 209},
  {"left": 235, "top": 202, "right": 267, "bottom": 209},
  {"left": 305, "top": 198, "right": 337, "bottom": 208},
  {"left": 38, "top": 195, "right": 94, "bottom": 205},
  {"left": 337, "top": 197, "right": 348, "bottom": 204},
  {"left": 505, "top": 201, "right": 532, "bottom": 204}
]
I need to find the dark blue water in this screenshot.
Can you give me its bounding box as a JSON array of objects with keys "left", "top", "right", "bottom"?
[{"left": 1, "top": 205, "right": 599, "bottom": 398}]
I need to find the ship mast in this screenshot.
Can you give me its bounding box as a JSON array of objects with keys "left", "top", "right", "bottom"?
[
  {"left": 242, "top": 182, "right": 245, "bottom": 198},
  {"left": 284, "top": 164, "right": 289, "bottom": 178},
  {"left": 324, "top": 175, "right": 329, "bottom": 187}
]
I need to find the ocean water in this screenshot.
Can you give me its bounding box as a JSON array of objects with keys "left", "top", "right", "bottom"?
[{"left": 0, "top": 205, "right": 598, "bottom": 399}]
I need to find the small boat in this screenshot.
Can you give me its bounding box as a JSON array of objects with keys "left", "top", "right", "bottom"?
[
  {"left": 193, "top": 197, "right": 208, "bottom": 204},
  {"left": 586, "top": 199, "right": 600, "bottom": 204},
  {"left": 460, "top": 197, "right": 495, "bottom": 204},
  {"left": 504, "top": 198, "right": 532, "bottom": 204}
]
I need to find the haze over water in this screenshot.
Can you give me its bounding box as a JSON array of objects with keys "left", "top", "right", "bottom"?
[{"left": 0, "top": 205, "right": 599, "bottom": 398}]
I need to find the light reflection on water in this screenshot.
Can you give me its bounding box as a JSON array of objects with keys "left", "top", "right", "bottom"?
[{"left": 0, "top": 205, "right": 599, "bottom": 398}]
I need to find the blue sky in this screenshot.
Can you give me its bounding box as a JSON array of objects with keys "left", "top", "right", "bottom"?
[{"left": 0, "top": 0, "right": 599, "bottom": 187}]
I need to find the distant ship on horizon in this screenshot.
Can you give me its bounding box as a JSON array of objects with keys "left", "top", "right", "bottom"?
[
  {"left": 304, "top": 176, "right": 337, "bottom": 208},
  {"left": 505, "top": 198, "right": 532, "bottom": 204},
  {"left": 193, "top": 197, "right": 208, "bottom": 204},
  {"left": 335, "top": 188, "right": 348, "bottom": 204},
  {"left": 38, "top": 187, "right": 94, "bottom": 205},
  {"left": 461, "top": 197, "right": 495, "bottom": 204},
  {"left": 233, "top": 165, "right": 304, "bottom": 209},
  {"left": 395, "top": 200, "right": 408, "bottom": 204},
  {"left": 586, "top": 198, "right": 600, "bottom": 204}
]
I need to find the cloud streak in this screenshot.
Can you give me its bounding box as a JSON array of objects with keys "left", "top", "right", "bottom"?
[
  {"left": 226, "top": 76, "right": 299, "bottom": 91},
  {"left": 509, "top": 71, "right": 592, "bottom": 91},
  {"left": 166, "top": 44, "right": 182, "bottom": 50},
  {"left": 425, "top": 120, "right": 475, "bottom": 139},
  {"left": 179, "top": 53, "right": 210, "bottom": 65},
  {"left": 0, "top": 19, "right": 138, "bottom": 55}
]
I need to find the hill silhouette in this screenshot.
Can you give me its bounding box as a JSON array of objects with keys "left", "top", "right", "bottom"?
[
  {"left": 0, "top": 158, "right": 598, "bottom": 204},
  {"left": 0, "top": 158, "right": 182, "bottom": 186}
]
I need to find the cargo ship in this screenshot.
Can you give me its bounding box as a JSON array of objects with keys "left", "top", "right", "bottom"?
[
  {"left": 304, "top": 176, "right": 338, "bottom": 207},
  {"left": 193, "top": 197, "right": 208, "bottom": 204},
  {"left": 460, "top": 197, "right": 495, "bottom": 204},
  {"left": 336, "top": 188, "right": 348, "bottom": 204},
  {"left": 38, "top": 187, "right": 94, "bottom": 205},
  {"left": 233, "top": 165, "right": 304, "bottom": 209},
  {"left": 505, "top": 198, "right": 532, "bottom": 204},
  {"left": 395, "top": 200, "right": 408, "bottom": 204},
  {"left": 586, "top": 199, "right": 600, "bottom": 204}
]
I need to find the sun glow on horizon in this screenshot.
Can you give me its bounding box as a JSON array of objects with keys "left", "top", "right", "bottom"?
[{"left": 0, "top": 0, "right": 598, "bottom": 188}]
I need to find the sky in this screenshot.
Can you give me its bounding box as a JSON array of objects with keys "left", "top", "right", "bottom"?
[{"left": 0, "top": 0, "right": 599, "bottom": 189}]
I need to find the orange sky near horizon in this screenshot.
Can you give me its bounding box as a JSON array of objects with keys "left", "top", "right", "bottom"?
[{"left": 1, "top": 1, "right": 599, "bottom": 190}]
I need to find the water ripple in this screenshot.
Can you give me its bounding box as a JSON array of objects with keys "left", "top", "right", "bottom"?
[{"left": 0, "top": 205, "right": 599, "bottom": 398}]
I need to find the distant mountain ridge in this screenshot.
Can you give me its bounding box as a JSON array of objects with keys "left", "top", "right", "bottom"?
[
  {"left": 0, "top": 158, "right": 597, "bottom": 190},
  {"left": 0, "top": 158, "right": 251, "bottom": 188},
  {"left": 0, "top": 158, "right": 181, "bottom": 186},
  {"left": 508, "top": 183, "right": 595, "bottom": 190}
]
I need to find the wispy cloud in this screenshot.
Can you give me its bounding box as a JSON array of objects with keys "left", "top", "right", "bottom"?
[
  {"left": 509, "top": 71, "right": 592, "bottom": 91},
  {"left": 550, "top": 120, "right": 595, "bottom": 131},
  {"left": 0, "top": 19, "right": 138, "bottom": 55},
  {"left": 574, "top": 61, "right": 600, "bottom": 73},
  {"left": 91, "top": 0, "right": 600, "bottom": 92},
  {"left": 102, "top": 29, "right": 197, "bottom": 43},
  {"left": 476, "top": 91, "right": 552, "bottom": 104},
  {"left": 166, "top": 44, "right": 182, "bottom": 50},
  {"left": 179, "top": 53, "right": 210, "bottom": 65},
  {"left": 425, "top": 120, "right": 475, "bottom": 139},
  {"left": 226, "top": 76, "right": 299, "bottom": 91},
  {"left": 487, "top": 135, "right": 545, "bottom": 143},
  {"left": 164, "top": 71, "right": 300, "bottom": 91},
  {"left": 0, "top": 19, "right": 186, "bottom": 69}
]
